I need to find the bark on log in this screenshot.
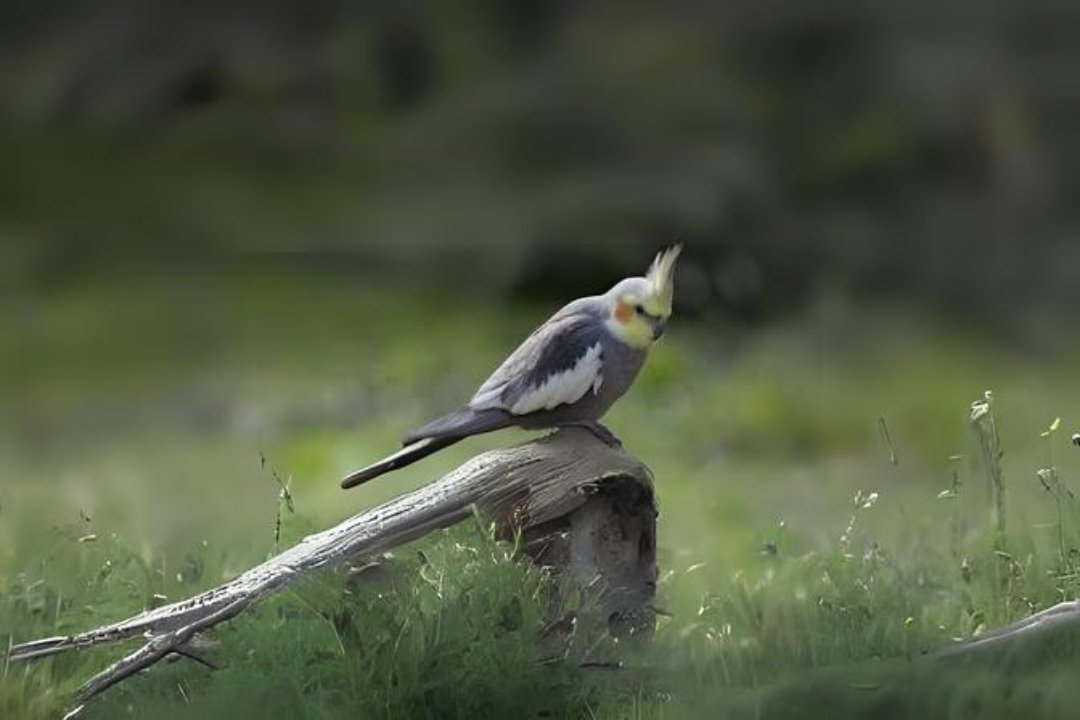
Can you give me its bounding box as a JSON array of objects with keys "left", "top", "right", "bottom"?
[
  {"left": 521, "top": 476, "right": 656, "bottom": 637},
  {"left": 7, "top": 428, "right": 657, "bottom": 714},
  {"left": 935, "top": 600, "right": 1080, "bottom": 658}
]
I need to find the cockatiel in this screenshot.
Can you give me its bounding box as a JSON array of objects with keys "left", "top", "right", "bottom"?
[{"left": 340, "top": 244, "right": 682, "bottom": 488}]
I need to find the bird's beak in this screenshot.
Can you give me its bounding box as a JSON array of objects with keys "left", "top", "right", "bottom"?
[{"left": 651, "top": 317, "right": 668, "bottom": 340}]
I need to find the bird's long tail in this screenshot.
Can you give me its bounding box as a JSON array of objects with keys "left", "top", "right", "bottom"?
[{"left": 340, "top": 435, "right": 463, "bottom": 489}]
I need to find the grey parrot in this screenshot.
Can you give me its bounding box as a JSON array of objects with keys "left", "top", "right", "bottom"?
[{"left": 340, "top": 244, "right": 682, "bottom": 488}]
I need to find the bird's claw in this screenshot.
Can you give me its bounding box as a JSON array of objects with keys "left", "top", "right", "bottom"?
[{"left": 561, "top": 421, "right": 622, "bottom": 448}]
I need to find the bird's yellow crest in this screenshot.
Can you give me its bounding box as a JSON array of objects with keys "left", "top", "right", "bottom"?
[{"left": 645, "top": 243, "right": 682, "bottom": 315}]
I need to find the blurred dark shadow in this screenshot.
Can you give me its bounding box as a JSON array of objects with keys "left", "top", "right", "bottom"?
[{"left": 2, "top": 0, "right": 1077, "bottom": 333}]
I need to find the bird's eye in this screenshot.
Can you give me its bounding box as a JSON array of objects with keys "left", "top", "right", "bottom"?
[{"left": 634, "top": 304, "right": 646, "bottom": 316}]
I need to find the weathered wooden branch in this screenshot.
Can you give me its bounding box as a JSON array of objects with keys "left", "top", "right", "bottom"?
[
  {"left": 936, "top": 600, "right": 1080, "bottom": 658},
  {"left": 8, "top": 428, "right": 656, "bottom": 712}
]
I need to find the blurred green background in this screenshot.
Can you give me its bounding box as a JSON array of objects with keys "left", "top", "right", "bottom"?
[{"left": 4, "top": 2, "right": 1080, "bottom": 718}]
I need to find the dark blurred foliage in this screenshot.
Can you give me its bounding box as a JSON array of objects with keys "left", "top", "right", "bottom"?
[{"left": 2, "top": 0, "right": 1078, "bottom": 328}]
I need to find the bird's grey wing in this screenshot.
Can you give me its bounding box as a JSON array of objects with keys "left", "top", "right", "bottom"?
[
  {"left": 469, "top": 312, "right": 606, "bottom": 416},
  {"left": 401, "top": 406, "right": 513, "bottom": 446}
]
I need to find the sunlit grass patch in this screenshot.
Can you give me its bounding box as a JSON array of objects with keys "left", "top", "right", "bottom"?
[{"left": 5, "top": 390, "right": 1080, "bottom": 718}]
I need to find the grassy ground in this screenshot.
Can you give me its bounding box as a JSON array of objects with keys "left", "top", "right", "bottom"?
[{"left": 4, "top": 273, "right": 1080, "bottom": 718}]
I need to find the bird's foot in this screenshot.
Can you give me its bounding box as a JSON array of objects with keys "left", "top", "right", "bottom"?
[{"left": 559, "top": 421, "right": 622, "bottom": 448}]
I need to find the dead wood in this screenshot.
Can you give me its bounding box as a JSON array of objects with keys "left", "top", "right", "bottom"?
[
  {"left": 936, "top": 600, "right": 1080, "bottom": 659},
  {"left": 7, "top": 428, "right": 656, "bottom": 713}
]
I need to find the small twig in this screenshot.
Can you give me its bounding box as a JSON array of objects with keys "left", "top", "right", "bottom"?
[
  {"left": 970, "top": 391, "right": 1007, "bottom": 552},
  {"left": 74, "top": 597, "right": 249, "bottom": 704},
  {"left": 168, "top": 647, "right": 219, "bottom": 671},
  {"left": 878, "top": 415, "right": 899, "bottom": 465},
  {"left": 261, "top": 452, "right": 295, "bottom": 552}
]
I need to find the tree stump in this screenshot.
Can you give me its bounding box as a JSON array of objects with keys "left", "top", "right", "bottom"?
[
  {"left": 521, "top": 476, "right": 656, "bottom": 637},
  {"left": 8, "top": 428, "right": 657, "bottom": 714}
]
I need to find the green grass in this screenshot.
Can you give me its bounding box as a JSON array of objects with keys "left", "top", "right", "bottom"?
[{"left": 4, "top": 276, "right": 1080, "bottom": 718}]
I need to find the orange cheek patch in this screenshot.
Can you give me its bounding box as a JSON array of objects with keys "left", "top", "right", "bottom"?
[{"left": 614, "top": 302, "right": 632, "bottom": 323}]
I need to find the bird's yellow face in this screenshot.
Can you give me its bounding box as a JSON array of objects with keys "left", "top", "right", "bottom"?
[
  {"left": 604, "top": 244, "right": 682, "bottom": 350},
  {"left": 611, "top": 292, "right": 670, "bottom": 349}
]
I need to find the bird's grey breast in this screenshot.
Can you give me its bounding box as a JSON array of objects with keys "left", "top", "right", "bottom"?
[{"left": 593, "top": 330, "right": 646, "bottom": 409}]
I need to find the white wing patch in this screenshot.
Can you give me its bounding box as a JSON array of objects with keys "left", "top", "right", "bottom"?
[{"left": 509, "top": 343, "right": 604, "bottom": 415}]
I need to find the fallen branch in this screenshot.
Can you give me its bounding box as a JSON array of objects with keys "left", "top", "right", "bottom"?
[
  {"left": 8, "top": 428, "right": 656, "bottom": 712},
  {"left": 937, "top": 600, "right": 1080, "bottom": 657}
]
